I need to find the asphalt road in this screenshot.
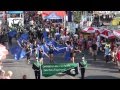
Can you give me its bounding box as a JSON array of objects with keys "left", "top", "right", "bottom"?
[{"left": 2, "top": 38, "right": 120, "bottom": 79}]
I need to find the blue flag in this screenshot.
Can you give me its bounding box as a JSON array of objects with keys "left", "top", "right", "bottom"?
[
  {"left": 65, "top": 51, "right": 71, "bottom": 61},
  {"left": 54, "top": 45, "right": 66, "bottom": 55},
  {"left": 43, "top": 31, "right": 47, "bottom": 39},
  {"left": 10, "top": 45, "right": 26, "bottom": 60},
  {"left": 8, "top": 30, "right": 17, "bottom": 38},
  {"left": 10, "top": 46, "right": 20, "bottom": 55},
  {"left": 18, "top": 33, "right": 29, "bottom": 44},
  {"left": 20, "top": 33, "right": 29, "bottom": 40}
]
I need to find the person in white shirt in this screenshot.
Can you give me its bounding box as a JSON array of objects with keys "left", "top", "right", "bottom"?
[
  {"left": 74, "top": 34, "right": 78, "bottom": 39},
  {"left": 97, "top": 35, "right": 100, "bottom": 42},
  {"left": 60, "top": 34, "right": 66, "bottom": 44},
  {"left": 29, "top": 20, "right": 34, "bottom": 26},
  {"left": 45, "top": 28, "right": 50, "bottom": 37},
  {"left": 45, "top": 28, "right": 50, "bottom": 32},
  {"left": 65, "top": 35, "right": 70, "bottom": 42}
]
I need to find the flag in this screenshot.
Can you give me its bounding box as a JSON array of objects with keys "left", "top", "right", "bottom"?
[
  {"left": 20, "top": 33, "right": 29, "bottom": 41},
  {"left": 43, "top": 45, "right": 49, "bottom": 53},
  {"left": 10, "top": 46, "right": 20, "bottom": 55},
  {"left": 43, "top": 31, "right": 47, "bottom": 39},
  {"left": 8, "top": 30, "right": 17, "bottom": 38},
  {"left": 44, "top": 39, "right": 67, "bottom": 55},
  {"left": 10, "top": 45, "right": 26, "bottom": 60},
  {"left": 18, "top": 33, "right": 29, "bottom": 44},
  {"left": 65, "top": 51, "right": 71, "bottom": 61},
  {"left": 20, "top": 49, "right": 26, "bottom": 59},
  {"left": 54, "top": 45, "right": 66, "bottom": 55}
]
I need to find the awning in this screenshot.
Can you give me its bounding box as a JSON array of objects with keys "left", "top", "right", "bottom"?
[
  {"left": 7, "top": 11, "right": 23, "bottom": 14},
  {"left": 42, "top": 11, "right": 66, "bottom": 18},
  {"left": 45, "top": 12, "right": 62, "bottom": 19}
]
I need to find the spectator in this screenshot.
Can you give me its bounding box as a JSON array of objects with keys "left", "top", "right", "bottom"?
[
  {"left": 0, "top": 60, "right": 3, "bottom": 70},
  {"left": 22, "top": 75, "right": 27, "bottom": 79},
  {"left": 5, "top": 71, "right": 13, "bottom": 79},
  {"left": 91, "top": 42, "right": 98, "bottom": 61},
  {"left": 104, "top": 45, "right": 111, "bottom": 63},
  {"left": 0, "top": 70, "right": 5, "bottom": 79},
  {"left": 116, "top": 49, "right": 120, "bottom": 72}
]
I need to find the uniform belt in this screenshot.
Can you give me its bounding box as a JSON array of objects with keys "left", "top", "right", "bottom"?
[{"left": 34, "top": 70, "right": 40, "bottom": 71}]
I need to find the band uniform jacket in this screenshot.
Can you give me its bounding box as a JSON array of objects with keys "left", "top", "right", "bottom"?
[{"left": 32, "top": 61, "right": 41, "bottom": 71}]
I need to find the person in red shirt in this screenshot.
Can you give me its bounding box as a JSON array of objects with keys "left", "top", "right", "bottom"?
[
  {"left": 116, "top": 48, "right": 120, "bottom": 72},
  {"left": 110, "top": 42, "right": 115, "bottom": 52}
]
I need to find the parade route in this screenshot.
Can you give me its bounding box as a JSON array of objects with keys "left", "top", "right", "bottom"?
[
  {"left": 2, "top": 39, "right": 120, "bottom": 79},
  {"left": 1, "top": 11, "right": 120, "bottom": 79}
]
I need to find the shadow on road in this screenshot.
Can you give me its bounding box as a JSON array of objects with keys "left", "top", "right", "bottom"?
[
  {"left": 85, "top": 75, "right": 119, "bottom": 79},
  {"left": 87, "top": 60, "right": 118, "bottom": 70}
]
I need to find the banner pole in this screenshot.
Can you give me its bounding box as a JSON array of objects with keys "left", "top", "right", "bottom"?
[
  {"left": 77, "top": 63, "right": 80, "bottom": 74},
  {"left": 40, "top": 64, "right": 42, "bottom": 79}
]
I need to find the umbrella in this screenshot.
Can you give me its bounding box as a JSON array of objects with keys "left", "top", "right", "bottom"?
[
  {"left": 82, "top": 27, "right": 97, "bottom": 33},
  {"left": 113, "top": 30, "right": 120, "bottom": 39},
  {"left": 100, "top": 29, "right": 115, "bottom": 39},
  {"left": 0, "top": 44, "right": 9, "bottom": 60}
]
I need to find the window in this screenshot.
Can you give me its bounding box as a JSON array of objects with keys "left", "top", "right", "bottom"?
[{"left": 9, "top": 14, "right": 20, "bottom": 18}]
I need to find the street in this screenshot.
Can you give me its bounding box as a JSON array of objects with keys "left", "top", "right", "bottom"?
[
  {"left": 2, "top": 38, "right": 120, "bottom": 79},
  {"left": 1, "top": 11, "right": 120, "bottom": 79}
]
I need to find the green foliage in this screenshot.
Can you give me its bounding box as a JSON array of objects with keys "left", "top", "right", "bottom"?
[{"left": 73, "top": 11, "right": 81, "bottom": 23}]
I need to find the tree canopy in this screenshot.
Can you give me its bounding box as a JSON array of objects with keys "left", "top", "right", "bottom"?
[{"left": 73, "top": 11, "right": 81, "bottom": 23}]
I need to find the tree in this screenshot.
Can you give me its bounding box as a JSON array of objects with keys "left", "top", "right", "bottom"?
[{"left": 73, "top": 11, "right": 82, "bottom": 23}]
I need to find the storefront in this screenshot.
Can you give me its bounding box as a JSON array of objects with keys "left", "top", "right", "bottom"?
[{"left": 7, "top": 11, "right": 24, "bottom": 27}]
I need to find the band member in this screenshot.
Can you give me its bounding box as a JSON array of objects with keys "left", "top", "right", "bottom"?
[
  {"left": 70, "top": 47, "right": 81, "bottom": 63},
  {"left": 48, "top": 45, "right": 58, "bottom": 63},
  {"left": 26, "top": 44, "right": 31, "bottom": 64},
  {"left": 32, "top": 57, "right": 41, "bottom": 79},
  {"left": 38, "top": 47, "right": 49, "bottom": 65},
  {"left": 33, "top": 40, "right": 38, "bottom": 53}
]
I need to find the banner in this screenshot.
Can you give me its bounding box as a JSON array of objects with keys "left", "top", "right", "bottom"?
[{"left": 42, "top": 63, "right": 78, "bottom": 77}]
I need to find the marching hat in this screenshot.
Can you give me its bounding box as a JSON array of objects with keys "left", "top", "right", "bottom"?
[{"left": 36, "top": 57, "right": 38, "bottom": 60}]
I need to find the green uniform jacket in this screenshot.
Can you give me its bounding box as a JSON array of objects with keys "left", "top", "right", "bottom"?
[
  {"left": 32, "top": 61, "right": 41, "bottom": 71},
  {"left": 80, "top": 60, "right": 88, "bottom": 68}
]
